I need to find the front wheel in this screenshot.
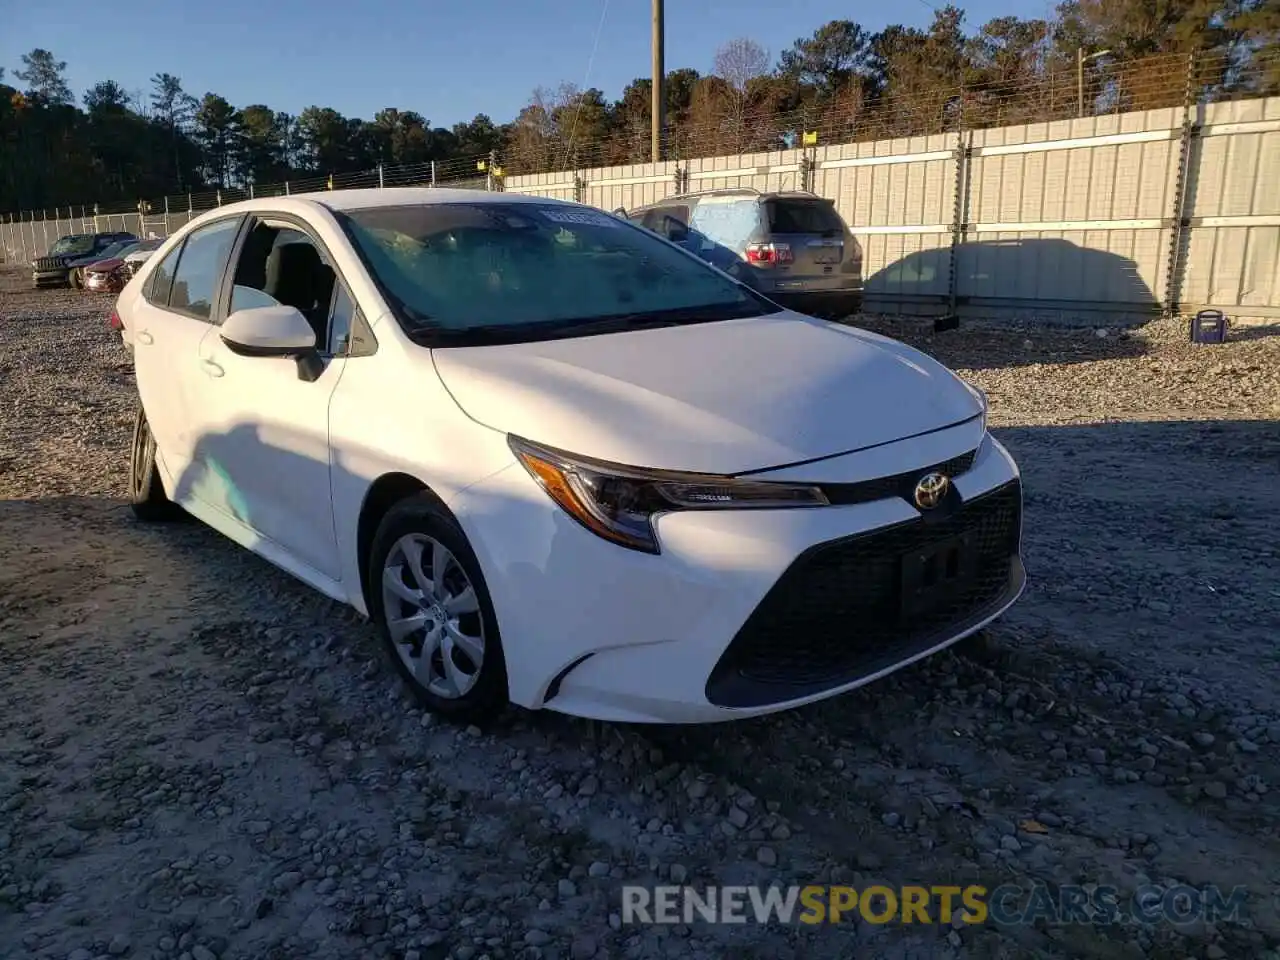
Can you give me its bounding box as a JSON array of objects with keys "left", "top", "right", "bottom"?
[
  {"left": 69, "top": 269, "right": 83, "bottom": 290},
  {"left": 367, "top": 495, "right": 509, "bottom": 722},
  {"left": 128, "top": 404, "right": 183, "bottom": 521}
]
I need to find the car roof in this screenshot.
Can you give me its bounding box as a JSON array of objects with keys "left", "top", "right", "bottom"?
[
  {"left": 187, "top": 187, "right": 581, "bottom": 218},
  {"left": 632, "top": 188, "right": 827, "bottom": 210},
  {"left": 171, "top": 188, "right": 595, "bottom": 238},
  {"left": 316, "top": 187, "right": 578, "bottom": 212}
]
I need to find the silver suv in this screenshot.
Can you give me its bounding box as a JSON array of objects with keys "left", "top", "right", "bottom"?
[{"left": 621, "top": 189, "right": 862, "bottom": 319}]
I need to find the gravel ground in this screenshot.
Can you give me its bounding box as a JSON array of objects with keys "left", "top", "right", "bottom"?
[{"left": 1, "top": 264, "right": 1279, "bottom": 960}]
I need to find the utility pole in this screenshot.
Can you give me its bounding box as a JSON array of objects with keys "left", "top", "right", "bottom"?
[
  {"left": 1077, "top": 47, "right": 1111, "bottom": 117},
  {"left": 651, "top": 0, "right": 665, "bottom": 163}
]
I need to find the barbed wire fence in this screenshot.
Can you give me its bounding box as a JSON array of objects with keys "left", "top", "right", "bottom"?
[{"left": 1, "top": 46, "right": 1276, "bottom": 264}]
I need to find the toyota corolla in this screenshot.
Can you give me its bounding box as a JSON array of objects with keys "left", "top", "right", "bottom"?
[{"left": 119, "top": 188, "right": 1025, "bottom": 724}]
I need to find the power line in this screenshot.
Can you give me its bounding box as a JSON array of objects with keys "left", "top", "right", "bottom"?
[{"left": 562, "top": 0, "right": 612, "bottom": 168}]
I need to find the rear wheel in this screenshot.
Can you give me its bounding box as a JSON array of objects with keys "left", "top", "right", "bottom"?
[
  {"left": 367, "top": 495, "right": 508, "bottom": 722},
  {"left": 69, "top": 269, "right": 83, "bottom": 290},
  {"left": 128, "top": 404, "right": 183, "bottom": 521}
]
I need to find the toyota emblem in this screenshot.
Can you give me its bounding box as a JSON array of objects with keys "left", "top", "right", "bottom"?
[{"left": 913, "top": 472, "right": 950, "bottom": 510}]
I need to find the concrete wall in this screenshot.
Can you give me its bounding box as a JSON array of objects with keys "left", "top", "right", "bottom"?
[
  {"left": 503, "top": 96, "right": 1280, "bottom": 325},
  {"left": 1180, "top": 97, "right": 1280, "bottom": 318}
]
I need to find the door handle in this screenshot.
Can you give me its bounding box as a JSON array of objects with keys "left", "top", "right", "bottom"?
[
  {"left": 201, "top": 358, "right": 225, "bottom": 378},
  {"left": 135, "top": 330, "right": 154, "bottom": 345}
]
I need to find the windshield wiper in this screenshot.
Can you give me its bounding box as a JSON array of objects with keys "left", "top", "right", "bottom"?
[
  {"left": 408, "top": 323, "right": 552, "bottom": 346},
  {"left": 533, "top": 302, "right": 763, "bottom": 338},
  {"left": 407, "top": 301, "right": 767, "bottom": 347}
]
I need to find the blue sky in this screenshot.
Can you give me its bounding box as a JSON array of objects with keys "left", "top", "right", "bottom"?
[{"left": 3, "top": 0, "right": 1052, "bottom": 127}]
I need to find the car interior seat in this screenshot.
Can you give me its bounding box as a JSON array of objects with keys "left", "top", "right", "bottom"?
[
  {"left": 264, "top": 242, "right": 336, "bottom": 343},
  {"left": 233, "top": 225, "right": 277, "bottom": 292}
]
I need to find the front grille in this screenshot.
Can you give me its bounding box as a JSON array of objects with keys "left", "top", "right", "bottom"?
[
  {"left": 818, "top": 448, "right": 978, "bottom": 506},
  {"left": 35, "top": 257, "right": 67, "bottom": 272},
  {"left": 706, "top": 479, "right": 1022, "bottom": 708}
]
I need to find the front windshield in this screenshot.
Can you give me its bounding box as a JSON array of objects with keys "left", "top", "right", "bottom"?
[
  {"left": 339, "top": 202, "right": 774, "bottom": 343},
  {"left": 50, "top": 236, "right": 94, "bottom": 256}
]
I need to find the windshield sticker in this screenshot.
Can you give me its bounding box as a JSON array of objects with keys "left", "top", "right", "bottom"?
[{"left": 536, "top": 208, "right": 620, "bottom": 228}]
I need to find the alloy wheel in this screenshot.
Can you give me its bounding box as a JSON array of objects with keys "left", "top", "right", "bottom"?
[
  {"left": 130, "top": 411, "right": 153, "bottom": 499},
  {"left": 381, "top": 533, "right": 485, "bottom": 699}
]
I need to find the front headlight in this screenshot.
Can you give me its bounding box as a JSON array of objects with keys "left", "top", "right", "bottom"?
[
  {"left": 508, "top": 435, "right": 828, "bottom": 554},
  {"left": 962, "top": 379, "right": 989, "bottom": 433},
  {"left": 962, "top": 378, "right": 988, "bottom": 411}
]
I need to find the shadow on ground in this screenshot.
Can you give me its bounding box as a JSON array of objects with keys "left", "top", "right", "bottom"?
[{"left": 862, "top": 239, "right": 1157, "bottom": 368}]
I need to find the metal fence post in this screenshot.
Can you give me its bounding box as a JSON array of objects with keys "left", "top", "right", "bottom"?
[
  {"left": 942, "top": 128, "right": 972, "bottom": 331},
  {"left": 378, "top": 164, "right": 385, "bottom": 188},
  {"left": 430, "top": 161, "right": 436, "bottom": 187},
  {"left": 216, "top": 190, "right": 222, "bottom": 206},
  {"left": 284, "top": 181, "right": 290, "bottom": 196},
  {"left": 249, "top": 184, "right": 254, "bottom": 199},
  {"left": 1162, "top": 51, "right": 1200, "bottom": 320},
  {"left": 164, "top": 196, "right": 171, "bottom": 236},
  {"left": 799, "top": 146, "right": 818, "bottom": 193}
]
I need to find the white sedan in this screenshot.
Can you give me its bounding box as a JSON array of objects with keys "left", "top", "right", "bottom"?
[{"left": 119, "top": 188, "right": 1025, "bottom": 724}]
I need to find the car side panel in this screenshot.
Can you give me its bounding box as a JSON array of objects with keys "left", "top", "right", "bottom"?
[
  {"left": 325, "top": 333, "right": 521, "bottom": 615},
  {"left": 125, "top": 289, "right": 216, "bottom": 486}
]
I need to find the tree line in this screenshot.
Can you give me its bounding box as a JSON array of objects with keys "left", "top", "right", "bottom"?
[{"left": 1, "top": 0, "right": 1276, "bottom": 213}]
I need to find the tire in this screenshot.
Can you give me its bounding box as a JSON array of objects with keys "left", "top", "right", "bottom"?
[
  {"left": 128, "top": 404, "right": 183, "bottom": 521},
  {"left": 69, "top": 269, "right": 82, "bottom": 290},
  {"left": 367, "top": 495, "right": 509, "bottom": 722}
]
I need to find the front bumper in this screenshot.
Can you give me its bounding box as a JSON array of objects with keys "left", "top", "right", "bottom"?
[
  {"left": 33, "top": 269, "right": 70, "bottom": 287},
  {"left": 85, "top": 273, "right": 123, "bottom": 293},
  {"left": 451, "top": 423, "right": 1024, "bottom": 723}
]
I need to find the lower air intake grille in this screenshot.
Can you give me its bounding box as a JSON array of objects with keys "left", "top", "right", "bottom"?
[{"left": 706, "top": 479, "right": 1023, "bottom": 708}]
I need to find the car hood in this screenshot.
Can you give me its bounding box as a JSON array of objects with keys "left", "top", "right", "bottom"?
[
  {"left": 431, "top": 311, "right": 983, "bottom": 475},
  {"left": 86, "top": 258, "right": 124, "bottom": 272},
  {"left": 124, "top": 250, "right": 156, "bottom": 262}
]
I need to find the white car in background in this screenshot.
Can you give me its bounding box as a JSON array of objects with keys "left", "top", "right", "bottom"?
[
  {"left": 110, "top": 237, "right": 166, "bottom": 352},
  {"left": 123, "top": 240, "right": 163, "bottom": 275},
  {"left": 118, "top": 188, "right": 1025, "bottom": 724}
]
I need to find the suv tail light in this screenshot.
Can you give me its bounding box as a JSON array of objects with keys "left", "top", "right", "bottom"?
[
  {"left": 108, "top": 309, "right": 122, "bottom": 331},
  {"left": 745, "top": 242, "right": 793, "bottom": 266}
]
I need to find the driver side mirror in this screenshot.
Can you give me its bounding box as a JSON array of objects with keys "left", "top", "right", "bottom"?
[{"left": 220, "top": 305, "right": 323, "bottom": 381}]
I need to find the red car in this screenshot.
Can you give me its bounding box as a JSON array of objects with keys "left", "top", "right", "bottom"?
[
  {"left": 83, "top": 238, "right": 165, "bottom": 293},
  {"left": 84, "top": 257, "right": 130, "bottom": 292}
]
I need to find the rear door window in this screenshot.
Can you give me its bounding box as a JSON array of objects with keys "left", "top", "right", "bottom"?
[
  {"left": 766, "top": 199, "right": 844, "bottom": 235},
  {"left": 640, "top": 205, "right": 691, "bottom": 231},
  {"left": 689, "top": 199, "right": 762, "bottom": 251},
  {"left": 166, "top": 217, "right": 243, "bottom": 321},
  {"left": 146, "top": 243, "right": 184, "bottom": 306}
]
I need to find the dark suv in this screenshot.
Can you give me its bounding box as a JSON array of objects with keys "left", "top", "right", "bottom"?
[
  {"left": 33, "top": 232, "right": 138, "bottom": 288},
  {"left": 622, "top": 189, "right": 863, "bottom": 320}
]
